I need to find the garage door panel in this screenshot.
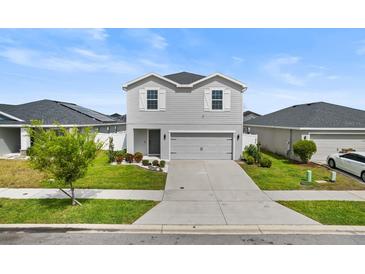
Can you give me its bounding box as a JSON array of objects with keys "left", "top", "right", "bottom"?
[
  {"left": 171, "top": 132, "right": 233, "bottom": 160},
  {"left": 311, "top": 134, "right": 365, "bottom": 162}
]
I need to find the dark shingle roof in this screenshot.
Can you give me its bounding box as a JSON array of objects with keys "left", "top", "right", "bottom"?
[
  {"left": 245, "top": 102, "right": 365, "bottom": 128},
  {"left": 0, "top": 99, "right": 120, "bottom": 125},
  {"left": 164, "top": 72, "right": 205, "bottom": 85},
  {"left": 109, "top": 113, "right": 126, "bottom": 123}
]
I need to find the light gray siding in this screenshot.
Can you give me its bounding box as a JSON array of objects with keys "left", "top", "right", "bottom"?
[
  {"left": 250, "top": 126, "right": 302, "bottom": 160},
  {"left": 0, "top": 128, "right": 20, "bottom": 155},
  {"left": 126, "top": 75, "right": 243, "bottom": 160}
]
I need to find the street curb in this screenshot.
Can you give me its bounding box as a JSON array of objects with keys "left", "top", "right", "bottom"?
[{"left": 1, "top": 224, "right": 365, "bottom": 235}]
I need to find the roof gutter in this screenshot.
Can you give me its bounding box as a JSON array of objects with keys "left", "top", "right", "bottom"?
[
  {"left": 0, "top": 122, "right": 126, "bottom": 128},
  {"left": 244, "top": 124, "right": 365, "bottom": 131},
  {"left": 122, "top": 72, "right": 247, "bottom": 91}
]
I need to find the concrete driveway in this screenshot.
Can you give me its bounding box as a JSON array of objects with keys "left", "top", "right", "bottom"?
[{"left": 134, "top": 160, "right": 318, "bottom": 225}]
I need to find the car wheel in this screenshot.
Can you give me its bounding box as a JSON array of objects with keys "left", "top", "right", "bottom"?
[
  {"left": 328, "top": 159, "right": 336, "bottom": 168},
  {"left": 361, "top": 172, "right": 365, "bottom": 183}
]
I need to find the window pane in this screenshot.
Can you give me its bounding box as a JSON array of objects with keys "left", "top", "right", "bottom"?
[
  {"left": 147, "top": 99, "right": 158, "bottom": 109},
  {"left": 212, "top": 90, "right": 223, "bottom": 99},
  {"left": 212, "top": 100, "right": 222, "bottom": 110},
  {"left": 147, "top": 90, "right": 158, "bottom": 99}
]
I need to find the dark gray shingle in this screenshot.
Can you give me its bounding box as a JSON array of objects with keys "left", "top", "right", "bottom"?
[
  {"left": 164, "top": 72, "right": 205, "bottom": 85},
  {"left": 245, "top": 102, "right": 365, "bottom": 128},
  {"left": 0, "top": 100, "right": 120, "bottom": 125}
]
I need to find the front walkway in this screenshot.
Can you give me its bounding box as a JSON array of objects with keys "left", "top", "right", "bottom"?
[
  {"left": 134, "top": 160, "right": 319, "bottom": 225},
  {"left": 265, "top": 190, "right": 365, "bottom": 201}
]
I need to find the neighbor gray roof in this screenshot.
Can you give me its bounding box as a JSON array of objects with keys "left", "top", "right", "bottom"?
[
  {"left": 164, "top": 72, "right": 205, "bottom": 85},
  {"left": 0, "top": 100, "right": 121, "bottom": 125},
  {"left": 109, "top": 113, "right": 126, "bottom": 123},
  {"left": 245, "top": 102, "right": 365, "bottom": 128}
]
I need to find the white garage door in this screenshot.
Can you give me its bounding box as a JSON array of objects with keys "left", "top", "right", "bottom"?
[
  {"left": 170, "top": 132, "right": 233, "bottom": 160},
  {"left": 311, "top": 134, "right": 365, "bottom": 162}
]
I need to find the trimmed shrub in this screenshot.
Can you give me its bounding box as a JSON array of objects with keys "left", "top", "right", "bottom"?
[
  {"left": 125, "top": 153, "right": 134, "bottom": 163},
  {"left": 293, "top": 140, "right": 317, "bottom": 163},
  {"left": 115, "top": 151, "right": 124, "bottom": 164},
  {"left": 134, "top": 152, "right": 143, "bottom": 163},
  {"left": 159, "top": 160, "right": 166, "bottom": 168},
  {"left": 152, "top": 160, "right": 159, "bottom": 166},
  {"left": 142, "top": 159, "right": 150, "bottom": 166},
  {"left": 246, "top": 156, "right": 255, "bottom": 165},
  {"left": 259, "top": 157, "right": 272, "bottom": 168}
]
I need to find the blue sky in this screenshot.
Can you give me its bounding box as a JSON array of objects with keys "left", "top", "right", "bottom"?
[{"left": 0, "top": 28, "right": 365, "bottom": 115}]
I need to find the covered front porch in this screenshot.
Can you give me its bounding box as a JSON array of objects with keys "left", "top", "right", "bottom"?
[{"left": 133, "top": 129, "right": 161, "bottom": 157}]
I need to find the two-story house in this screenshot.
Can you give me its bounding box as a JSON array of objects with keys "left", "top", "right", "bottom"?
[{"left": 122, "top": 72, "right": 247, "bottom": 160}]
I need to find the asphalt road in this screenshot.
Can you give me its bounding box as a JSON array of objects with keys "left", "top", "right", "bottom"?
[{"left": 1, "top": 232, "right": 365, "bottom": 245}]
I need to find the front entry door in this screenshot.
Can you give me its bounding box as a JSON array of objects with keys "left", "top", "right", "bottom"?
[{"left": 148, "top": 129, "right": 161, "bottom": 155}]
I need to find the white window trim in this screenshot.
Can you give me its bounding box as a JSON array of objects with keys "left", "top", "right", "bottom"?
[
  {"left": 210, "top": 87, "right": 225, "bottom": 111},
  {"left": 145, "top": 87, "right": 160, "bottom": 112}
]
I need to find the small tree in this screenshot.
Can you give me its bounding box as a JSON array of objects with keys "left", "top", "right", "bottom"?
[
  {"left": 27, "top": 122, "right": 101, "bottom": 205},
  {"left": 293, "top": 140, "right": 317, "bottom": 163}
]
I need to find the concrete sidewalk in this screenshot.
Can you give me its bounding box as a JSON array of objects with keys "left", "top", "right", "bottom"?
[
  {"left": 0, "top": 188, "right": 163, "bottom": 201},
  {"left": 265, "top": 190, "right": 365, "bottom": 201},
  {"left": 1, "top": 223, "right": 365, "bottom": 236}
]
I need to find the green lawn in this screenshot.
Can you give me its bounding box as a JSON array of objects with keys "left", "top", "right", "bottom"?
[
  {"left": 0, "top": 152, "right": 167, "bottom": 190},
  {"left": 240, "top": 151, "right": 365, "bottom": 190},
  {"left": 0, "top": 198, "right": 157, "bottom": 224},
  {"left": 279, "top": 201, "right": 365, "bottom": 225}
]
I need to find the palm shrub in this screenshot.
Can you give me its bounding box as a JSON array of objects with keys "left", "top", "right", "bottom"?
[
  {"left": 244, "top": 144, "right": 261, "bottom": 163},
  {"left": 293, "top": 140, "right": 317, "bottom": 163},
  {"left": 27, "top": 122, "right": 101, "bottom": 205}
]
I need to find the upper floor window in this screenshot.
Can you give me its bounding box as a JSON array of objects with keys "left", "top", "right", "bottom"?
[
  {"left": 211, "top": 90, "right": 223, "bottom": 110},
  {"left": 147, "top": 89, "right": 158, "bottom": 110}
]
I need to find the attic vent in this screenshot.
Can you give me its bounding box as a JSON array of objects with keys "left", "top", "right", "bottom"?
[
  {"left": 307, "top": 103, "right": 312, "bottom": 106},
  {"left": 292, "top": 105, "right": 297, "bottom": 108}
]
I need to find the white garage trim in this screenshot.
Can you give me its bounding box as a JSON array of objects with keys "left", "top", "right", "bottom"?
[{"left": 168, "top": 130, "right": 236, "bottom": 160}]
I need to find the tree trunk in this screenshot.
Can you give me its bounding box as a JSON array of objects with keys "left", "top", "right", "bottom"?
[{"left": 70, "top": 182, "right": 76, "bottom": 206}]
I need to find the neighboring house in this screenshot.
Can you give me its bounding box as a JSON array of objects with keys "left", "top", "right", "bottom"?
[
  {"left": 0, "top": 99, "right": 126, "bottom": 156},
  {"left": 109, "top": 113, "right": 127, "bottom": 123},
  {"left": 123, "top": 72, "right": 247, "bottom": 160},
  {"left": 243, "top": 110, "right": 261, "bottom": 123},
  {"left": 245, "top": 102, "right": 365, "bottom": 162},
  {"left": 243, "top": 110, "right": 261, "bottom": 134}
]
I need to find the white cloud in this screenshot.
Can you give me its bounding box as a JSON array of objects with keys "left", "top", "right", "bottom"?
[
  {"left": 264, "top": 56, "right": 339, "bottom": 86},
  {"left": 264, "top": 56, "right": 304, "bottom": 86},
  {"left": 71, "top": 48, "right": 108, "bottom": 60},
  {"left": 356, "top": 40, "right": 365, "bottom": 55},
  {"left": 87, "top": 28, "right": 108, "bottom": 41},
  {"left": 0, "top": 47, "right": 136, "bottom": 74},
  {"left": 126, "top": 29, "right": 168, "bottom": 50},
  {"left": 139, "top": 58, "right": 168, "bottom": 69},
  {"left": 232, "top": 56, "right": 244, "bottom": 64}
]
